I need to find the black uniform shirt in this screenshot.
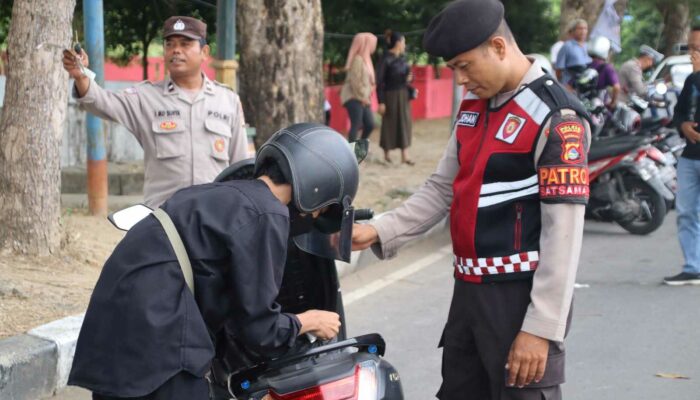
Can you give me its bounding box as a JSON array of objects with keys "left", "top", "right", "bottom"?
[
  {"left": 68, "top": 179, "right": 300, "bottom": 398},
  {"left": 673, "top": 71, "right": 700, "bottom": 160}
]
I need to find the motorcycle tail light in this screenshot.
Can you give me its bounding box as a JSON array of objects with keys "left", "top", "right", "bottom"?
[{"left": 268, "top": 362, "right": 378, "bottom": 400}]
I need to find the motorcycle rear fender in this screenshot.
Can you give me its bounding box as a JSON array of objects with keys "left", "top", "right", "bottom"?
[{"left": 629, "top": 163, "right": 675, "bottom": 201}]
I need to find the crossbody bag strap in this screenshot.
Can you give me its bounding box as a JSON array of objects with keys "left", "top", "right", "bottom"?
[{"left": 153, "top": 208, "right": 195, "bottom": 295}]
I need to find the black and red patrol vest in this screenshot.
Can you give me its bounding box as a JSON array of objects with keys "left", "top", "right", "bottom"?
[{"left": 451, "top": 75, "right": 589, "bottom": 284}]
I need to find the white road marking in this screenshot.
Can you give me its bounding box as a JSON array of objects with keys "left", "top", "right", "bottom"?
[{"left": 343, "top": 245, "right": 453, "bottom": 306}]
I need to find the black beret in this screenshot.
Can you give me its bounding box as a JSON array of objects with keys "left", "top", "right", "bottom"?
[{"left": 423, "top": 0, "right": 505, "bottom": 60}]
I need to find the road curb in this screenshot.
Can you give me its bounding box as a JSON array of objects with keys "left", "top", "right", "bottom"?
[
  {"left": 28, "top": 315, "right": 85, "bottom": 390},
  {"left": 0, "top": 217, "right": 449, "bottom": 399},
  {"left": 0, "top": 334, "right": 58, "bottom": 400}
]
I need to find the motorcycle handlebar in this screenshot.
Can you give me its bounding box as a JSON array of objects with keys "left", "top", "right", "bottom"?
[{"left": 354, "top": 208, "right": 374, "bottom": 221}]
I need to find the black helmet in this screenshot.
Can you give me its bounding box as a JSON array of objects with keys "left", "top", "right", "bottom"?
[{"left": 254, "top": 123, "right": 360, "bottom": 262}]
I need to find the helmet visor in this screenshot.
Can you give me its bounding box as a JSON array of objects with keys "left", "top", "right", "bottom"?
[{"left": 292, "top": 206, "right": 354, "bottom": 262}]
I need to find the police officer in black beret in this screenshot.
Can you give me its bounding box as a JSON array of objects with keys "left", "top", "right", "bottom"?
[{"left": 352, "top": 1, "right": 591, "bottom": 399}]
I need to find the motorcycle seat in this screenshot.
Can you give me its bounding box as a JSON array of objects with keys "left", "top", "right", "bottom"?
[{"left": 589, "top": 136, "right": 648, "bottom": 161}]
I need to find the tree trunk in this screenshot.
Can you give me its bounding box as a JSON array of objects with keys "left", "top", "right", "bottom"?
[
  {"left": 237, "top": 0, "right": 324, "bottom": 146},
  {"left": 0, "top": 0, "right": 74, "bottom": 255},
  {"left": 656, "top": 0, "right": 690, "bottom": 56},
  {"left": 559, "top": 0, "right": 605, "bottom": 39}
]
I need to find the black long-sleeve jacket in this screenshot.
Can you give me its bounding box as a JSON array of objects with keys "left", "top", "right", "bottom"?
[
  {"left": 376, "top": 53, "right": 410, "bottom": 104},
  {"left": 673, "top": 71, "right": 700, "bottom": 160},
  {"left": 68, "top": 179, "right": 300, "bottom": 397}
]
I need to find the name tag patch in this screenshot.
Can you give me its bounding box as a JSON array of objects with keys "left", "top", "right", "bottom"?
[
  {"left": 495, "top": 113, "right": 526, "bottom": 144},
  {"left": 457, "top": 111, "right": 480, "bottom": 127},
  {"left": 155, "top": 110, "right": 181, "bottom": 117}
]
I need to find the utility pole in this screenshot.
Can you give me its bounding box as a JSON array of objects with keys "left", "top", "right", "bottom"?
[
  {"left": 212, "top": 0, "right": 238, "bottom": 90},
  {"left": 83, "top": 0, "right": 108, "bottom": 215}
]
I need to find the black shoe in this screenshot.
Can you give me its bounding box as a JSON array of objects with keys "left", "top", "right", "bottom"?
[{"left": 663, "top": 272, "right": 700, "bottom": 286}]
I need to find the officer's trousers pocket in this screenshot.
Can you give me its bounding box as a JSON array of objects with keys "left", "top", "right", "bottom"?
[{"left": 528, "top": 350, "right": 565, "bottom": 388}]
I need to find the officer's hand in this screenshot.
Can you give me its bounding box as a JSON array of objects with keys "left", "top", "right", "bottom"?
[
  {"left": 352, "top": 223, "right": 378, "bottom": 251},
  {"left": 681, "top": 122, "right": 700, "bottom": 144},
  {"left": 378, "top": 104, "right": 386, "bottom": 115},
  {"left": 296, "top": 310, "right": 341, "bottom": 341},
  {"left": 61, "top": 49, "right": 89, "bottom": 81},
  {"left": 505, "top": 331, "right": 549, "bottom": 388}
]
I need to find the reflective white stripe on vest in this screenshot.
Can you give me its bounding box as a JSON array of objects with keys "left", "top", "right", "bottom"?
[
  {"left": 478, "top": 184, "right": 539, "bottom": 208},
  {"left": 454, "top": 251, "right": 539, "bottom": 276},
  {"left": 480, "top": 175, "right": 538, "bottom": 195},
  {"left": 514, "top": 87, "right": 551, "bottom": 125}
]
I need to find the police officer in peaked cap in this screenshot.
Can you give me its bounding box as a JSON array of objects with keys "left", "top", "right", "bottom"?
[
  {"left": 352, "top": 1, "right": 592, "bottom": 399},
  {"left": 62, "top": 16, "right": 248, "bottom": 208}
]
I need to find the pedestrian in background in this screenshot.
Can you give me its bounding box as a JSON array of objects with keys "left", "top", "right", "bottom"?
[
  {"left": 550, "top": 30, "right": 571, "bottom": 67},
  {"left": 555, "top": 18, "right": 591, "bottom": 86},
  {"left": 377, "top": 31, "right": 414, "bottom": 165},
  {"left": 618, "top": 45, "right": 663, "bottom": 103},
  {"left": 587, "top": 36, "right": 620, "bottom": 109},
  {"left": 664, "top": 26, "right": 700, "bottom": 286},
  {"left": 62, "top": 16, "right": 248, "bottom": 208},
  {"left": 341, "top": 33, "right": 377, "bottom": 142}
]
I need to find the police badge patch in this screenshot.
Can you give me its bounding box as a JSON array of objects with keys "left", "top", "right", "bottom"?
[
  {"left": 555, "top": 121, "right": 584, "bottom": 164},
  {"left": 174, "top": 19, "right": 186, "bottom": 31},
  {"left": 495, "top": 113, "right": 526, "bottom": 144},
  {"left": 214, "top": 138, "right": 226, "bottom": 153}
]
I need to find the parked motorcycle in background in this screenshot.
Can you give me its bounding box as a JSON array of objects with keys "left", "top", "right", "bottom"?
[
  {"left": 567, "top": 67, "right": 676, "bottom": 234},
  {"left": 587, "top": 134, "right": 674, "bottom": 234}
]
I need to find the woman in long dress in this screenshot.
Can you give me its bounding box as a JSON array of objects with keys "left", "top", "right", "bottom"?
[{"left": 377, "top": 32, "right": 413, "bottom": 165}]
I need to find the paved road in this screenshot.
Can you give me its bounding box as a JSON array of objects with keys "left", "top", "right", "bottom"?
[
  {"left": 50, "top": 214, "right": 700, "bottom": 399},
  {"left": 343, "top": 213, "right": 700, "bottom": 400}
]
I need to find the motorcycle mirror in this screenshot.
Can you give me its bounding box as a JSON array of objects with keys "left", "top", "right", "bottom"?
[
  {"left": 655, "top": 82, "right": 668, "bottom": 95},
  {"left": 350, "top": 139, "right": 369, "bottom": 165},
  {"left": 108, "top": 204, "right": 153, "bottom": 231}
]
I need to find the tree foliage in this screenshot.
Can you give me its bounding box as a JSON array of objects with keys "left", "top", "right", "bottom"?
[
  {"left": 321, "top": 0, "right": 557, "bottom": 73},
  {"left": 618, "top": 0, "right": 663, "bottom": 64},
  {"left": 0, "top": 0, "right": 12, "bottom": 74},
  {"left": 502, "top": 0, "right": 558, "bottom": 55}
]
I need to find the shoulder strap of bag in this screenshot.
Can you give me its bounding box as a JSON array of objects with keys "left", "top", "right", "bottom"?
[{"left": 153, "top": 208, "right": 195, "bottom": 295}]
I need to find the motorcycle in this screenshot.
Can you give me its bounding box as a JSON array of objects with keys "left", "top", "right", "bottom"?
[
  {"left": 570, "top": 70, "right": 680, "bottom": 209},
  {"left": 587, "top": 134, "right": 675, "bottom": 234},
  {"left": 108, "top": 149, "right": 405, "bottom": 400}
]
